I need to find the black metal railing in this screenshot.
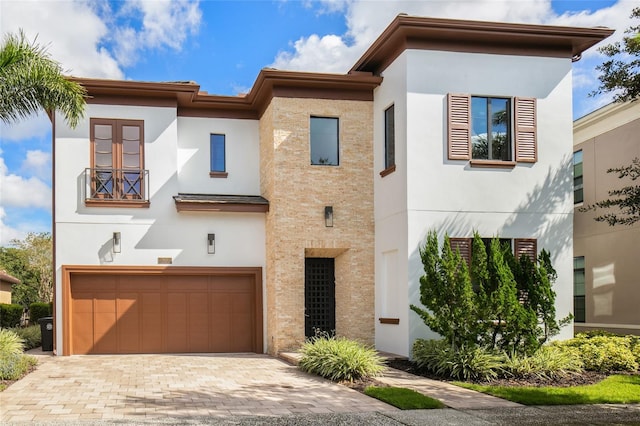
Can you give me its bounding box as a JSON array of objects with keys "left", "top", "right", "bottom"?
[{"left": 84, "top": 168, "right": 149, "bottom": 202}]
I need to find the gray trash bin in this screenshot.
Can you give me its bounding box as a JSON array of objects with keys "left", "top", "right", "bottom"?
[{"left": 38, "top": 317, "right": 53, "bottom": 351}]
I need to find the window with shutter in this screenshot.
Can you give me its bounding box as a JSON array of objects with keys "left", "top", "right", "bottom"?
[
  {"left": 447, "top": 94, "right": 537, "bottom": 166},
  {"left": 514, "top": 97, "right": 537, "bottom": 163},
  {"left": 514, "top": 238, "right": 537, "bottom": 262},
  {"left": 449, "top": 237, "right": 472, "bottom": 266}
]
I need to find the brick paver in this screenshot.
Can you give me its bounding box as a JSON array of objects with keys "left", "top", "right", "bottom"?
[{"left": 0, "top": 353, "right": 394, "bottom": 422}]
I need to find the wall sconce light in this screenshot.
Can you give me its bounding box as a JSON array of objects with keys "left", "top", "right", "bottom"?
[
  {"left": 324, "top": 206, "right": 333, "bottom": 227},
  {"left": 112, "top": 232, "right": 121, "bottom": 253},
  {"left": 207, "top": 233, "right": 216, "bottom": 254}
]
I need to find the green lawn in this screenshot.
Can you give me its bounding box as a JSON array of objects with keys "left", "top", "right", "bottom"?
[
  {"left": 364, "top": 386, "right": 445, "bottom": 409},
  {"left": 455, "top": 375, "right": 640, "bottom": 405}
]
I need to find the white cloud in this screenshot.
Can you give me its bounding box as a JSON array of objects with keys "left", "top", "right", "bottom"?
[
  {"left": 272, "top": 34, "right": 359, "bottom": 73},
  {"left": 0, "top": 154, "right": 51, "bottom": 210},
  {"left": 0, "top": 206, "right": 50, "bottom": 246},
  {"left": 112, "top": 0, "right": 202, "bottom": 67},
  {"left": 0, "top": 207, "right": 23, "bottom": 246},
  {"left": 0, "top": 113, "right": 51, "bottom": 142},
  {"left": 21, "top": 150, "right": 52, "bottom": 180},
  {"left": 0, "top": 0, "right": 123, "bottom": 79},
  {"left": 0, "top": 0, "right": 202, "bottom": 78}
]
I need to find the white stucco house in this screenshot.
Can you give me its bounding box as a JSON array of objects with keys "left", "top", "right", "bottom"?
[{"left": 52, "top": 15, "right": 612, "bottom": 356}]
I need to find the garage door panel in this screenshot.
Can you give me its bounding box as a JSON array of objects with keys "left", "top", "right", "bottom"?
[
  {"left": 93, "top": 312, "right": 117, "bottom": 353},
  {"left": 69, "top": 270, "right": 260, "bottom": 354},
  {"left": 73, "top": 275, "right": 116, "bottom": 292},
  {"left": 188, "top": 293, "right": 209, "bottom": 352},
  {"left": 211, "top": 293, "right": 232, "bottom": 313},
  {"left": 117, "top": 293, "right": 139, "bottom": 353},
  {"left": 168, "top": 276, "right": 208, "bottom": 291},
  {"left": 141, "top": 314, "right": 163, "bottom": 353}
]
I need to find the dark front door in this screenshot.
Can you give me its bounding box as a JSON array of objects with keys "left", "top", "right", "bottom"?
[{"left": 305, "top": 258, "right": 335, "bottom": 338}]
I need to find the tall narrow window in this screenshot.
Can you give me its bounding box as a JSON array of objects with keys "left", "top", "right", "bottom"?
[
  {"left": 471, "top": 96, "right": 511, "bottom": 161},
  {"left": 210, "top": 134, "right": 227, "bottom": 177},
  {"left": 574, "top": 150, "right": 584, "bottom": 204},
  {"left": 310, "top": 117, "right": 339, "bottom": 166},
  {"left": 574, "top": 256, "right": 586, "bottom": 322},
  {"left": 89, "top": 118, "right": 145, "bottom": 203},
  {"left": 384, "top": 105, "right": 395, "bottom": 170}
]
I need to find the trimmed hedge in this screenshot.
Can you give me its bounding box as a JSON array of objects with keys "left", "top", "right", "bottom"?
[
  {"left": 0, "top": 304, "right": 23, "bottom": 328},
  {"left": 29, "top": 302, "right": 52, "bottom": 325}
]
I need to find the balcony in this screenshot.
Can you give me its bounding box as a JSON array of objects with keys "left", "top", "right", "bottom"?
[{"left": 84, "top": 168, "right": 150, "bottom": 207}]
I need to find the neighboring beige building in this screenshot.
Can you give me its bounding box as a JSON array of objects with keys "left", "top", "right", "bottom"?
[
  {"left": 573, "top": 101, "right": 640, "bottom": 336},
  {"left": 0, "top": 270, "right": 20, "bottom": 304}
]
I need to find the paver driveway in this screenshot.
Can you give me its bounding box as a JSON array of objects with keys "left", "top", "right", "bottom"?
[{"left": 0, "top": 353, "right": 394, "bottom": 422}]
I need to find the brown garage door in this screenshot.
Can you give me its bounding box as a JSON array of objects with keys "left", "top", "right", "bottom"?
[{"left": 67, "top": 268, "right": 262, "bottom": 355}]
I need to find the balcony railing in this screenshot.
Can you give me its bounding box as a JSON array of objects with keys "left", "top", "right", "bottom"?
[{"left": 84, "top": 168, "right": 149, "bottom": 202}]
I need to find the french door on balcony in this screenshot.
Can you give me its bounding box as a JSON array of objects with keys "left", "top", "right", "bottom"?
[{"left": 90, "top": 118, "right": 144, "bottom": 200}]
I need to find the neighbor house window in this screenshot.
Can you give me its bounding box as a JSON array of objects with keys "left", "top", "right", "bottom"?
[
  {"left": 574, "top": 150, "right": 584, "bottom": 204},
  {"left": 87, "top": 118, "right": 147, "bottom": 205},
  {"left": 310, "top": 116, "right": 339, "bottom": 166},
  {"left": 210, "top": 134, "right": 227, "bottom": 177},
  {"left": 447, "top": 94, "right": 536, "bottom": 164},
  {"left": 574, "top": 256, "right": 586, "bottom": 322},
  {"left": 384, "top": 104, "right": 395, "bottom": 172}
]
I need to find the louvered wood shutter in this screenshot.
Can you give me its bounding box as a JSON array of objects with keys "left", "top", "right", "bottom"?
[
  {"left": 450, "top": 238, "right": 472, "bottom": 266},
  {"left": 514, "top": 239, "right": 537, "bottom": 262},
  {"left": 514, "top": 97, "right": 537, "bottom": 163},
  {"left": 447, "top": 94, "right": 471, "bottom": 160}
]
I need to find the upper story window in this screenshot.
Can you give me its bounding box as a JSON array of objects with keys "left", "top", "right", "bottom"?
[
  {"left": 573, "top": 256, "right": 585, "bottom": 323},
  {"left": 573, "top": 150, "right": 584, "bottom": 204},
  {"left": 210, "top": 134, "right": 228, "bottom": 178},
  {"left": 310, "top": 116, "right": 339, "bottom": 166},
  {"left": 86, "top": 118, "right": 148, "bottom": 206},
  {"left": 471, "top": 97, "right": 511, "bottom": 161},
  {"left": 447, "top": 94, "right": 537, "bottom": 166},
  {"left": 449, "top": 237, "right": 537, "bottom": 267},
  {"left": 382, "top": 104, "right": 395, "bottom": 175}
]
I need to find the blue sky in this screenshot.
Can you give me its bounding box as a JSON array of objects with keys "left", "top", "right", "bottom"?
[{"left": 0, "top": 0, "right": 636, "bottom": 245}]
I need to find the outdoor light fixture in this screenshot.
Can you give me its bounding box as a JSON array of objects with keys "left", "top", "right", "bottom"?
[
  {"left": 324, "top": 206, "right": 333, "bottom": 227},
  {"left": 207, "top": 233, "right": 216, "bottom": 254},
  {"left": 112, "top": 232, "right": 121, "bottom": 253}
]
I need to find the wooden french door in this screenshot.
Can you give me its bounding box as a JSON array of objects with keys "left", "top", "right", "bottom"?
[{"left": 90, "top": 118, "right": 144, "bottom": 200}]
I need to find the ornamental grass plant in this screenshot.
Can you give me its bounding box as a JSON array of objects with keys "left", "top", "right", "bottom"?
[
  {"left": 298, "top": 335, "right": 385, "bottom": 382},
  {"left": 0, "top": 328, "right": 37, "bottom": 382}
]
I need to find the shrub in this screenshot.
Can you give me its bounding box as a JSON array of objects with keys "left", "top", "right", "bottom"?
[
  {"left": 0, "top": 353, "right": 37, "bottom": 380},
  {"left": 29, "top": 302, "right": 52, "bottom": 325},
  {"left": 579, "top": 337, "right": 638, "bottom": 372},
  {"left": 298, "top": 336, "right": 385, "bottom": 382},
  {"left": 0, "top": 328, "right": 25, "bottom": 357},
  {"left": 9, "top": 325, "right": 41, "bottom": 351},
  {"left": 412, "top": 339, "right": 504, "bottom": 381},
  {"left": 554, "top": 334, "right": 639, "bottom": 372},
  {"left": 502, "top": 345, "right": 583, "bottom": 379},
  {"left": 0, "top": 303, "right": 24, "bottom": 328}
]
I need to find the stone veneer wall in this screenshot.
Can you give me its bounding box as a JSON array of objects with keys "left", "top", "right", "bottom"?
[{"left": 260, "top": 97, "right": 375, "bottom": 354}]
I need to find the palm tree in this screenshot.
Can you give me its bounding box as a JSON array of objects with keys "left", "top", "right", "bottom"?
[{"left": 0, "top": 30, "right": 86, "bottom": 128}]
